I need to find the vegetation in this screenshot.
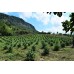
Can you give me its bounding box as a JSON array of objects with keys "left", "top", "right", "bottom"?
[
  {"left": 42, "top": 47, "right": 49, "bottom": 56},
  {"left": 46, "top": 12, "right": 65, "bottom": 17},
  {"left": 0, "top": 13, "right": 37, "bottom": 36},
  {"left": 25, "top": 50, "right": 35, "bottom": 61},
  {"left": 0, "top": 34, "right": 72, "bottom": 61},
  {"left": 62, "top": 13, "right": 74, "bottom": 47},
  {"left": 61, "top": 42, "right": 65, "bottom": 48},
  {"left": 0, "top": 12, "right": 74, "bottom": 61},
  {"left": 53, "top": 44, "right": 60, "bottom": 51}
]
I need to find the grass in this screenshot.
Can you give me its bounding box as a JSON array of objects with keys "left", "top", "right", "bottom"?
[
  {"left": 0, "top": 34, "right": 73, "bottom": 61},
  {"left": 0, "top": 46, "right": 74, "bottom": 61},
  {"left": 42, "top": 46, "right": 74, "bottom": 61}
]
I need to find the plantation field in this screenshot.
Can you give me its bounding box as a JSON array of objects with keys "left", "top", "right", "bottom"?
[{"left": 0, "top": 34, "right": 73, "bottom": 61}]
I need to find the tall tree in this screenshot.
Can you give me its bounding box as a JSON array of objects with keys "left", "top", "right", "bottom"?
[
  {"left": 62, "top": 13, "right": 74, "bottom": 47},
  {"left": 46, "top": 12, "right": 74, "bottom": 47}
]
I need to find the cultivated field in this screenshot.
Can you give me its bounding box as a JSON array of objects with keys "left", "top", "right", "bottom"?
[{"left": 0, "top": 34, "right": 73, "bottom": 61}]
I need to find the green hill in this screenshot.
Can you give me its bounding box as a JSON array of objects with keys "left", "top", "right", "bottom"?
[{"left": 0, "top": 13, "right": 37, "bottom": 36}]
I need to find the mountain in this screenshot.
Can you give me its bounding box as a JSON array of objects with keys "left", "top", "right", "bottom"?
[{"left": 0, "top": 13, "right": 37, "bottom": 36}]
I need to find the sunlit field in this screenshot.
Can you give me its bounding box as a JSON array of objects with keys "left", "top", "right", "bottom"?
[{"left": 0, "top": 34, "right": 73, "bottom": 61}]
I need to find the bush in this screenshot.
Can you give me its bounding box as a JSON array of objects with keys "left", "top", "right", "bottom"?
[
  {"left": 65, "top": 42, "right": 69, "bottom": 46},
  {"left": 23, "top": 44, "right": 27, "bottom": 49},
  {"left": 53, "top": 44, "right": 60, "bottom": 51},
  {"left": 41, "top": 41, "right": 46, "bottom": 49},
  {"left": 50, "top": 42, "right": 53, "bottom": 46},
  {"left": 6, "top": 47, "right": 12, "bottom": 53},
  {"left": 3, "top": 46, "right": 8, "bottom": 50},
  {"left": 17, "top": 44, "right": 21, "bottom": 48},
  {"left": 25, "top": 50, "right": 35, "bottom": 61},
  {"left": 36, "top": 41, "right": 38, "bottom": 45},
  {"left": 42, "top": 47, "right": 49, "bottom": 56},
  {"left": 32, "top": 45, "right": 36, "bottom": 51},
  {"left": 28, "top": 43, "right": 30, "bottom": 46},
  {"left": 61, "top": 42, "right": 65, "bottom": 48}
]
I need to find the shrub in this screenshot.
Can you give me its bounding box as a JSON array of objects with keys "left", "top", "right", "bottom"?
[
  {"left": 13, "top": 44, "right": 16, "bottom": 47},
  {"left": 28, "top": 43, "right": 30, "bottom": 46},
  {"left": 23, "top": 44, "right": 27, "bottom": 49},
  {"left": 65, "top": 42, "right": 69, "bottom": 46},
  {"left": 61, "top": 42, "right": 65, "bottom": 48},
  {"left": 50, "top": 42, "right": 53, "bottom": 46},
  {"left": 53, "top": 44, "right": 60, "bottom": 51},
  {"left": 25, "top": 50, "right": 35, "bottom": 61},
  {"left": 6, "top": 47, "right": 12, "bottom": 53},
  {"left": 41, "top": 41, "right": 46, "bottom": 49},
  {"left": 36, "top": 41, "right": 38, "bottom": 45},
  {"left": 3, "top": 46, "right": 8, "bottom": 50},
  {"left": 42, "top": 47, "right": 49, "bottom": 56},
  {"left": 32, "top": 45, "right": 36, "bottom": 51},
  {"left": 17, "top": 44, "right": 21, "bottom": 48}
]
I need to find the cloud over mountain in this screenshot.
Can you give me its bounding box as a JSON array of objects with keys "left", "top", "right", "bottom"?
[{"left": 19, "top": 12, "right": 70, "bottom": 33}]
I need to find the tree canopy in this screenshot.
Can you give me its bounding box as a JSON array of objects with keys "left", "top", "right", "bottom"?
[
  {"left": 46, "top": 12, "right": 65, "bottom": 17},
  {"left": 62, "top": 13, "right": 74, "bottom": 34},
  {"left": 62, "top": 13, "right": 74, "bottom": 47}
]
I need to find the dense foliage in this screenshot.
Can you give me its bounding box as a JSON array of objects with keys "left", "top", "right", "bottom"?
[
  {"left": 46, "top": 12, "right": 65, "bottom": 17},
  {"left": 62, "top": 13, "right": 74, "bottom": 47}
]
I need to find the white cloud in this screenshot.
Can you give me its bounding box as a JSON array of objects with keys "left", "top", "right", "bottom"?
[
  {"left": 19, "top": 12, "right": 70, "bottom": 33},
  {"left": 50, "top": 14, "right": 69, "bottom": 26},
  {"left": 41, "top": 24, "right": 64, "bottom": 33},
  {"left": 19, "top": 12, "right": 69, "bottom": 26},
  {"left": 47, "top": 14, "right": 70, "bottom": 33},
  {"left": 33, "top": 12, "right": 50, "bottom": 25},
  {"left": 19, "top": 12, "right": 33, "bottom": 20},
  {"left": 48, "top": 26, "right": 65, "bottom": 33},
  {"left": 19, "top": 12, "right": 50, "bottom": 25},
  {"left": 20, "top": 12, "right": 33, "bottom": 18}
]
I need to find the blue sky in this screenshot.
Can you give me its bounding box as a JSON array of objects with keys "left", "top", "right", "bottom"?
[{"left": 3, "top": 12, "right": 71, "bottom": 33}]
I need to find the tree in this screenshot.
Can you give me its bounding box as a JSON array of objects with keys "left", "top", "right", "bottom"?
[
  {"left": 0, "top": 21, "right": 13, "bottom": 36},
  {"left": 46, "top": 12, "right": 74, "bottom": 47},
  {"left": 62, "top": 20, "right": 71, "bottom": 33},
  {"left": 62, "top": 13, "right": 74, "bottom": 47},
  {"left": 46, "top": 12, "right": 65, "bottom": 17}
]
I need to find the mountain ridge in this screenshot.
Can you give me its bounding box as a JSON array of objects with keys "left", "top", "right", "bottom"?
[{"left": 0, "top": 13, "right": 37, "bottom": 36}]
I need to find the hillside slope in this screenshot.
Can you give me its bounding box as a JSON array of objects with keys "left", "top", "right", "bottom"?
[{"left": 0, "top": 13, "right": 37, "bottom": 36}]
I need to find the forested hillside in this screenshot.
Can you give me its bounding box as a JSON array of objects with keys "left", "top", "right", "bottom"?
[{"left": 0, "top": 13, "right": 37, "bottom": 36}]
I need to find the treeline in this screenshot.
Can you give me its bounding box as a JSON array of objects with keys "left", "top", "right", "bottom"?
[{"left": 38, "top": 31, "right": 71, "bottom": 36}]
